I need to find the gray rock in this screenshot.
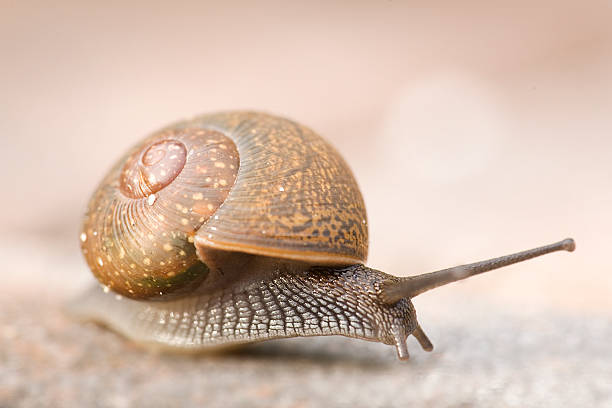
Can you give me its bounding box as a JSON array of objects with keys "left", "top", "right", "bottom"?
[{"left": 2, "top": 294, "right": 611, "bottom": 408}]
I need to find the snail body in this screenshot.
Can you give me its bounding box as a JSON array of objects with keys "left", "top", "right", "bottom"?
[{"left": 73, "top": 111, "right": 575, "bottom": 360}]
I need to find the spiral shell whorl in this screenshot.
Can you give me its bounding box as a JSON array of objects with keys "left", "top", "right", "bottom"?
[
  {"left": 119, "top": 139, "right": 187, "bottom": 198},
  {"left": 80, "top": 128, "right": 239, "bottom": 299}
]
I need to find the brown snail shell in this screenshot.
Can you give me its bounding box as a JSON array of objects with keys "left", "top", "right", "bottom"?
[{"left": 80, "top": 112, "right": 368, "bottom": 299}]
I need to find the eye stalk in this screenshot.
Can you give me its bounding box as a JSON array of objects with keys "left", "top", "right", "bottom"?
[{"left": 379, "top": 238, "right": 576, "bottom": 304}]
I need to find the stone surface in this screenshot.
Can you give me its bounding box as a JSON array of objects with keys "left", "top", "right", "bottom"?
[{"left": 2, "top": 239, "right": 611, "bottom": 408}]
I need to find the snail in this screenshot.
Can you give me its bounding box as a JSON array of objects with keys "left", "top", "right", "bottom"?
[{"left": 71, "top": 111, "right": 575, "bottom": 360}]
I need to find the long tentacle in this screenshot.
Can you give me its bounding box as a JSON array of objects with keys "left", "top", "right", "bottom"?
[{"left": 380, "top": 238, "right": 575, "bottom": 304}]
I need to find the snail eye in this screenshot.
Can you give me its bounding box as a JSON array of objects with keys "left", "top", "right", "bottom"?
[{"left": 120, "top": 139, "right": 187, "bottom": 198}]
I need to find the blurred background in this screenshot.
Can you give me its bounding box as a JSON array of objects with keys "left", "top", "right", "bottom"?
[{"left": 2, "top": 1, "right": 611, "bottom": 407}]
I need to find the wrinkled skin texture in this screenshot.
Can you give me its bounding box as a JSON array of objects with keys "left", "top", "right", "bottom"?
[{"left": 69, "top": 264, "right": 419, "bottom": 359}]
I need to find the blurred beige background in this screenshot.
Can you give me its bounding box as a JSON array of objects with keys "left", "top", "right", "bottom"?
[
  {"left": 2, "top": 1, "right": 612, "bottom": 407},
  {"left": 3, "top": 0, "right": 610, "bottom": 312}
]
